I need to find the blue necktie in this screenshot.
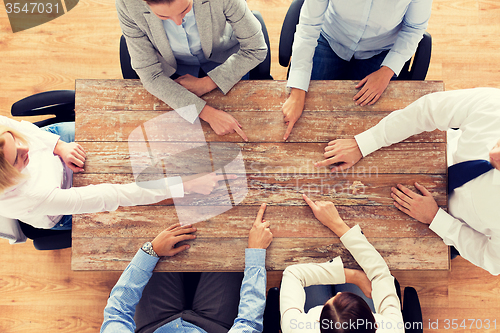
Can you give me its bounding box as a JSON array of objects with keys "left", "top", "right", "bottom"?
[{"left": 448, "top": 159, "right": 494, "bottom": 193}]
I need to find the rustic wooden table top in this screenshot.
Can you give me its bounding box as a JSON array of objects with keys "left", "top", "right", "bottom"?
[{"left": 72, "top": 79, "right": 448, "bottom": 272}]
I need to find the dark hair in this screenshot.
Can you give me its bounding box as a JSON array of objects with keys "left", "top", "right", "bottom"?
[
  {"left": 319, "top": 292, "right": 376, "bottom": 333},
  {"left": 144, "top": 0, "right": 177, "bottom": 5}
]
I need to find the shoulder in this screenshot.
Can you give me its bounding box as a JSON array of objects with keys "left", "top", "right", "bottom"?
[{"left": 116, "top": 0, "right": 149, "bottom": 16}]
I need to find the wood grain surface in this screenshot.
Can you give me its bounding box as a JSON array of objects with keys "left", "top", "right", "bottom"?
[
  {"left": 2, "top": 0, "right": 500, "bottom": 331},
  {"left": 72, "top": 79, "right": 448, "bottom": 272}
]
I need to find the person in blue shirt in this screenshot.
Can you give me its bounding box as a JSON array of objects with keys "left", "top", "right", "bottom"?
[
  {"left": 101, "top": 203, "right": 273, "bottom": 333},
  {"left": 281, "top": 0, "right": 433, "bottom": 140}
]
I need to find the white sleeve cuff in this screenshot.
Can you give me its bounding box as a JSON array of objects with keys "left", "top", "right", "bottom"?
[
  {"left": 286, "top": 70, "right": 311, "bottom": 92},
  {"left": 428, "top": 208, "right": 456, "bottom": 242},
  {"left": 354, "top": 130, "right": 379, "bottom": 157},
  {"left": 166, "top": 176, "right": 185, "bottom": 198},
  {"left": 381, "top": 51, "right": 407, "bottom": 77}
]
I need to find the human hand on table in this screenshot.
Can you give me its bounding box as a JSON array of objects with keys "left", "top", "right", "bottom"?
[
  {"left": 314, "top": 138, "right": 363, "bottom": 172},
  {"left": 183, "top": 172, "right": 238, "bottom": 195},
  {"left": 354, "top": 66, "right": 394, "bottom": 106},
  {"left": 344, "top": 268, "right": 372, "bottom": 299},
  {"left": 302, "top": 194, "right": 350, "bottom": 237},
  {"left": 391, "top": 182, "right": 439, "bottom": 225},
  {"left": 53, "top": 140, "right": 86, "bottom": 173},
  {"left": 151, "top": 223, "right": 197, "bottom": 257},
  {"left": 174, "top": 74, "right": 217, "bottom": 97},
  {"left": 248, "top": 203, "right": 273, "bottom": 249},
  {"left": 282, "top": 88, "right": 306, "bottom": 140},
  {"left": 199, "top": 105, "right": 248, "bottom": 141}
]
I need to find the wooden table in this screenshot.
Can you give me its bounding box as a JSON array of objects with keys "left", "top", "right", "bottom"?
[{"left": 72, "top": 79, "right": 448, "bottom": 272}]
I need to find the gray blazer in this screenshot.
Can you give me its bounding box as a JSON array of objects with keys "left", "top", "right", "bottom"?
[{"left": 116, "top": 0, "right": 267, "bottom": 122}]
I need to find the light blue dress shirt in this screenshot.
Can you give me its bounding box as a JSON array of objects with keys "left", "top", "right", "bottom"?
[
  {"left": 100, "top": 248, "right": 267, "bottom": 333},
  {"left": 287, "top": 0, "right": 433, "bottom": 92},
  {"left": 162, "top": 6, "right": 220, "bottom": 77}
]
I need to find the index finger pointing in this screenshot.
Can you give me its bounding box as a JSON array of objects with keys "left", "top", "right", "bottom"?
[
  {"left": 283, "top": 121, "right": 295, "bottom": 141},
  {"left": 302, "top": 193, "right": 317, "bottom": 210},
  {"left": 234, "top": 126, "right": 248, "bottom": 142},
  {"left": 254, "top": 203, "right": 267, "bottom": 225}
]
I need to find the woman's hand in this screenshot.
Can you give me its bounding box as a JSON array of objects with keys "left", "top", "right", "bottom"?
[
  {"left": 302, "top": 194, "right": 350, "bottom": 237},
  {"left": 199, "top": 105, "right": 248, "bottom": 141},
  {"left": 344, "top": 268, "right": 372, "bottom": 298},
  {"left": 354, "top": 66, "right": 394, "bottom": 106},
  {"left": 282, "top": 88, "right": 306, "bottom": 140},
  {"left": 53, "top": 140, "right": 86, "bottom": 173},
  {"left": 174, "top": 74, "right": 217, "bottom": 97}
]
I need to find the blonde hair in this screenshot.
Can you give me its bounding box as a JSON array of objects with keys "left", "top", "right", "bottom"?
[{"left": 0, "top": 125, "right": 29, "bottom": 193}]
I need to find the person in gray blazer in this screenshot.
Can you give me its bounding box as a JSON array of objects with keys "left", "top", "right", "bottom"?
[{"left": 117, "top": 0, "right": 268, "bottom": 141}]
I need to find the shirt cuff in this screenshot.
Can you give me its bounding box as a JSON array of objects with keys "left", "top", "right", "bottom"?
[
  {"left": 245, "top": 248, "right": 266, "bottom": 268},
  {"left": 286, "top": 70, "right": 311, "bottom": 92},
  {"left": 339, "top": 225, "right": 364, "bottom": 245},
  {"left": 133, "top": 248, "right": 160, "bottom": 272},
  {"left": 429, "top": 208, "right": 456, "bottom": 242},
  {"left": 175, "top": 103, "right": 203, "bottom": 125},
  {"left": 166, "top": 176, "right": 185, "bottom": 198},
  {"left": 493, "top": 168, "right": 500, "bottom": 186},
  {"left": 381, "top": 51, "right": 407, "bottom": 77},
  {"left": 354, "top": 130, "right": 380, "bottom": 157}
]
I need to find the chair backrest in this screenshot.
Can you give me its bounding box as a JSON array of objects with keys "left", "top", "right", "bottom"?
[
  {"left": 120, "top": 10, "right": 273, "bottom": 80},
  {"left": 0, "top": 216, "right": 27, "bottom": 244},
  {"left": 11, "top": 90, "right": 75, "bottom": 127},
  {"left": 278, "top": 0, "right": 431, "bottom": 81}
]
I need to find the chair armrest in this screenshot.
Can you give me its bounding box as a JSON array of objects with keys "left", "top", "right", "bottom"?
[
  {"left": 278, "top": 0, "right": 305, "bottom": 68},
  {"left": 11, "top": 90, "right": 75, "bottom": 118}
]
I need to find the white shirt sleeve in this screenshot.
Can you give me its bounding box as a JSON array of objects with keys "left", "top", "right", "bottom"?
[
  {"left": 430, "top": 208, "right": 500, "bottom": 276},
  {"left": 381, "top": 0, "right": 432, "bottom": 75},
  {"left": 24, "top": 177, "right": 184, "bottom": 216},
  {"left": 286, "top": 0, "right": 329, "bottom": 92},
  {"left": 280, "top": 257, "right": 345, "bottom": 333},
  {"left": 340, "top": 225, "right": 403, "bottom": 328},
  {"left": 355, "top": 88, "right": 500, "bottom": 157}
]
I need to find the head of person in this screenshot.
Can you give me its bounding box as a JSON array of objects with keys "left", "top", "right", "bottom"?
[
  {"left": 319, "top": 292, "right": 376, "bottom": 333},
  {"left": 144, "top": 0, "right": 193, "bottom": 25},
  {"left": 0, "top": 125, "right": 29, "bottom": 193},
  {"left": 490, "top": 139, "right": 500, "bottom": 171}
]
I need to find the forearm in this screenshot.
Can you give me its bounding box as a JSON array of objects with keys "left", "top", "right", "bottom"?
[
  {"left": 430, "top": 209, "right": 500, "bottom": 275},
  {"left": 209, "top": 0, "right": 267, "bottom": 94},
  {"left": 287, "top": 0, "right": 328, "bottom": 92},
  {"left": 228, "top": 248, "right": 267, "bottom": 333},
  {"left": 30, "top": 177, "right": 183, "bottom": 216},
  {"left": 101, "top": 250, "right": 159, "bottom": 332}
]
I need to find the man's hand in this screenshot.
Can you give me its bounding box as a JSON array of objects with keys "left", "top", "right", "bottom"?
[
  {"left": 183, "top": 173, "right": 238, "bottom": 195},
  {"left": 302, "top": 194, "right": 350, "bottom": 237},
  {"left": 199, "top": 105, "right": 248, "bottom": 141},
  {"left": 282, "top": 88, "right": 306, "bottom": 140},
  {"left": 314, "top": 139, "right": 362, "bottom": 172},
  {"left": 53, "top": 140, "right": 86, "bottom": 173},
  {"left": 490, "top": 139, "right": 500, "bottom": 171},
  {"left": 344, "top": 268, "right": 372, "bottom": 299},
  {"left": 391, "top": 182, "right": 439, "bottom": 224},
  {"left": 174, "top": 74, "right": 217, "bottom": 97},
  {"left": 354, "top": 66, "right": 394, "bottom": 106},
  {"left": 151, "top": 223, "right": 197, "bottom": 257},
  {"left": 248, "top": 203, "right": 273, "bottom": 249}
]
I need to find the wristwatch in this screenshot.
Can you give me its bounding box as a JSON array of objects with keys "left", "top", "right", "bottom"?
[{"left": 141, "top": 242, "right": 159, "bottom": 257}]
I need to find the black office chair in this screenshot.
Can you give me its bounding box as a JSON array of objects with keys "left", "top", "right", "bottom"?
[
  {"left": 120, "top": 10, "right": 273, "bottom": 80},
  {"left": 278, "top": 0, "right": 432, "bottom": 81},
  {"left": 9, "top": 90, "right": 75, "bottom": 250},
  {"left": 266, "top": 281, "right": 423, "bottom": 333}
]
